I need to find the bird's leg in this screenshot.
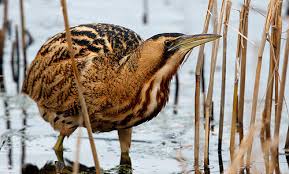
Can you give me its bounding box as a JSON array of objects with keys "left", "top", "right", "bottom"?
[
  {"left": 118, "top": 128, "right": 132, "bottom": 166},
  {"left": 53, "top": 134, "right": 65, "bottom": 162}
]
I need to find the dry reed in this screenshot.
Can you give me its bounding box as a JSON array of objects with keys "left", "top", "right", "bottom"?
[
  {"left": 230, "top": 66, "right": 238, "bottom": 158},
  {"left": 194, "top": 0, "right": 214, "bottom": 169},
  {"left": 218, "top": 0, "right": 232, "bottom": 151},
  {"left": 19, "top": 0, "right": 27, "bottom": 77},
  {"left": 273, "top": 1, "right": 283, "bottom": 132},
  {"left": 237, "top": 0, "right": 250, "bottom": 143},
  {"left": 0, "top": 0, "right": 8, "bottom": 92},
  {"left": 225, "top": 126, "right": 256, "bottom": 173},
  {"left": 271, "top": 8, "right": 288, "bottom": 173},
  {"left": 230, "top": 0, "right": 251, "bottom": 162},
  {"left": 60, "top": 0, "right": 101, "bottom": 173},
  {"left": 246, "top": 0, "right": 277, "bottom": 168},
  {"left": 260, "top": 2, "right": 283, "bottom": 173},
  {"left": 230, "top": 3, "right": 242, "bottom": 158},
  {"left": 271, "top": 2, "right": 283, "bottom": 173},
  {"left": 204, "top": 0, "right": 225, "bottom": 167}
]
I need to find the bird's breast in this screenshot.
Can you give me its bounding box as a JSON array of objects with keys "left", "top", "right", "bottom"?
[{"left": 122, "top": 75, "right": 170, "bottom": 127}]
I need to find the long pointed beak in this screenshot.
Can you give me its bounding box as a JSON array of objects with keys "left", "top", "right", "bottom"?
[{"left": 169, "top": 34, "right": 221, "bottom": 51}]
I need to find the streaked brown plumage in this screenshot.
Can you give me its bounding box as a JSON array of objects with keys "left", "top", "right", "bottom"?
[{"left": 22, "top": 23, "right": 220, "bottom": 165}]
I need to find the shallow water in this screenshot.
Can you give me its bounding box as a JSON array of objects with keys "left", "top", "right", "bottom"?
[{"left": 1, "top": 0, "right": 289, "bottom": 173}]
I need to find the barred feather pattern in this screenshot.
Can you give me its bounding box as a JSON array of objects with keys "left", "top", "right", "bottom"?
[{"left": 22, "top": 23, "right": 178, "bottom": 135}]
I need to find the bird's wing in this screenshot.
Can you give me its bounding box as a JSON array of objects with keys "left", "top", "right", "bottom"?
[{"left": 22, "top": 23, "right": 142, "bottom": 113}]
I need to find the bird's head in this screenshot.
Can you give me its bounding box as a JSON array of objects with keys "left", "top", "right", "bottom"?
[{"left": 136, "top": 33, "right": 221, "bottom": 79}]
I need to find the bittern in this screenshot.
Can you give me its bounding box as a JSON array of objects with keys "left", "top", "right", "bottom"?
[{"left": 22, "top": 23, "right": 220, "bottom": 165}]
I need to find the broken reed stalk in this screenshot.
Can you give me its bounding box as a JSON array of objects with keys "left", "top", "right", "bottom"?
[
  {"left": 237, "top": 0, "right": 250, "bottom": 143},
  {"left": 204, "top": 0, "right": 225, "bottom": 167},
  {"left": 218, "top": 0, "right": 231, "bottom": 151},
  {"left": 194, "top": 0, "right": 214, "bottom": 169},
  {"left": 60, "top": 0, "right": 101, "bottom": 173},
  {"left": 246, "top": 0, "right": 277, "bottom": 168},
  {"left": 19, "top": 0, "right": 27, "bottom": 77},
  {"left": 271, "top": 11, "right": 288, "bottom": 174}
]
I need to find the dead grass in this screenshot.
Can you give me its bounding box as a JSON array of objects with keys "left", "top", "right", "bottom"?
[{"left": 60, "top": 0, "right": 101, "bottom": 173}]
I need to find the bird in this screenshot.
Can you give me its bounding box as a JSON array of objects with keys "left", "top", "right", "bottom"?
[{"left": 22, "top": 23, "right": 220, "bottom": 165}]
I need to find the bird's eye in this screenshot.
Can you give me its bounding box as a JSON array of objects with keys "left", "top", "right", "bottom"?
[{"left": 164, "top": 40, "right": 172, "bottom": 48}]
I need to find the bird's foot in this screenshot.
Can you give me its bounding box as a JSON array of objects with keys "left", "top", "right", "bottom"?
[
  {"left": 118, "top": 154, "right": 132, "bottom": 174},
  {"left": 53, "top": 135, "right": 65, "bottom": 162},
  {"left": 53, "top": 135, "right": 64, "bottom": 152},
  {"left": 54, "top": 148, "right": 64, "bottom": 163},
  {"left": 55, "top": 160, "right": 65, "bottom": 173},
  {"left": 120, "top": 152, "right": 131, "bottom": 166}
]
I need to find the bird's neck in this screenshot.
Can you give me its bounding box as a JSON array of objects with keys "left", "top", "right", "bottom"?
[{"left": 116, "top": 51, "right": 183, "bottom": 128}]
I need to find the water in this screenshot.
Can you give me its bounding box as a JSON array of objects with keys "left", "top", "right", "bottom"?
[{"left": 0, "top": 0, "right": 289, "bottom": 173}]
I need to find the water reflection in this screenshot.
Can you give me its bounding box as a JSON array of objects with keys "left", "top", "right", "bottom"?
[
  {"left": 21, "top": 108, "right": 27, "bottom": 166},
  {"left": 0, "top": 94, "right": 287, "bottom": 174},
  {"left": 285, "top": 153, "right": 289, "bottom": 168},
  {"left": 21, "top": 159, "right": 132, "bottom": 174},
  {"left": 4, "top": 99, "right": 12, "bottom": 168},
  {"left": 218, "top": 150, "right": 224, "bottom": 173},
  {"left": 204, "top": 167, "right": 210, "bottom": 174}
]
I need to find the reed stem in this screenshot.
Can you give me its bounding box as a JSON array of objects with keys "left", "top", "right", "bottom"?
[
  {"left": 274, "top": 1, "right": 283, "bottom": 131},
  {"left": 246, "top": 0, "right": 276, "bottom": 168},
  {"left": 271, "top": 6, "right": 288, "bottom": 173},
  {"left": 204, "top": 0, "right": 225, "bottom": 168},
  {"left": 230, "top": 81, "right": 238, "bottom": 158},
  {"left": 194, "top": 75, "right": 200, "bottom": 170},
  {"left": 218, "top": 0, "right": 231, "bottom": 151},
  {"left": 194, "top": 0, "right": 214, "bottom": 169},
  {"left": 237, "top": 0, "right": 250, "bottom": 143},
  {"left": 19, "top": 0, "right": 27, "bottom": 77},
  {"left": 60, "top": 0, "right": 101, "bottom": 173},
  {"left": 262, "top": 2, "right": 282, "bottom": 173}
]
